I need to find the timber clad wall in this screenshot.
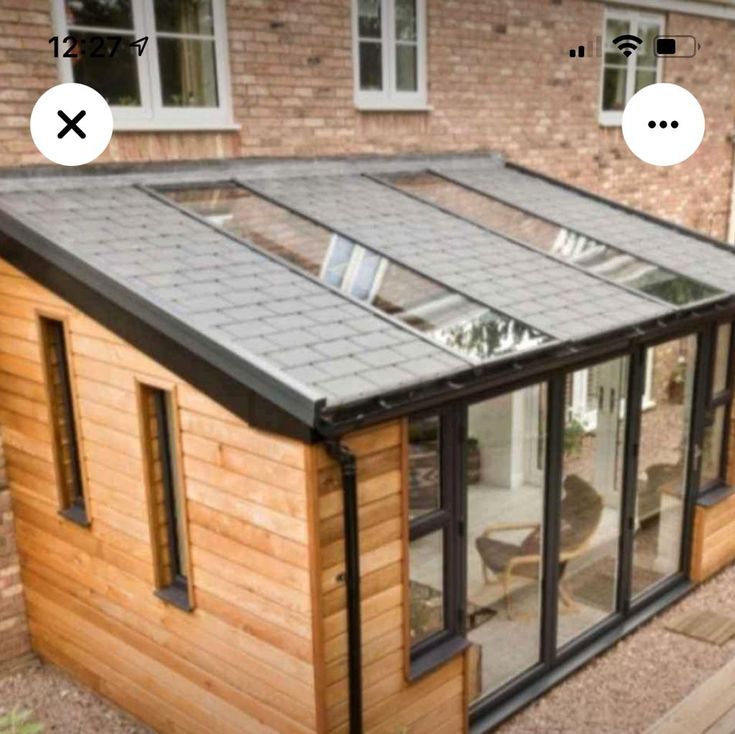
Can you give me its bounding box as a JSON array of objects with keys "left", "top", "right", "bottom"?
[
  {"left": 0, "top": 257, "right": 321, "bottom": 734},
  {"left": 313, "top": 422, "right": 467, "bottom": 734},
  {"left": 1, "top": 1, "right": 734, "bottom": 238},
  {"left": 0, "top": 486, "right": 30, "bottom": 664}
]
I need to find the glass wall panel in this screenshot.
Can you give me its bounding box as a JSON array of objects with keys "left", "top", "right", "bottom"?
[
  {"left": 408, "top": 414, "right": 441, "bottom": 520},
  {"left": 712, "top": 323, "right": 732, "bottom": 395},
  {"left": 409, "top": 530, "right": 445, "bottom": 646},
  {"left": 633, "top": 335, "right": 697, "bottom": 595},
  {"left": 701, "top": 405, "right": 726, "bottom": 490},
  {"left": 466, "top": 383, "right": 546, "bottom": 699},
  {"left": 557, "top": 356, "right": 628, "bottom": 647}
]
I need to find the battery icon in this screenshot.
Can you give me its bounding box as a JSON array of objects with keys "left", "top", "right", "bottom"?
[{"left": 654, "top": 35, "right": 698, "bottom": 57}]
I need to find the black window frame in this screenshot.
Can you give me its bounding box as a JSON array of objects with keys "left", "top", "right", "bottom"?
[
  {"left": 698, "top": 320, "right": 735, "bottom": 495},
  {"left": 139, "top": 384, "right": 192, "bottom": 612},
  {"left": 38, "top": 316, "right": 88, "bottom": 527},
  {"left": 407, "top": 406, "right": 466, "bottom": 674}
]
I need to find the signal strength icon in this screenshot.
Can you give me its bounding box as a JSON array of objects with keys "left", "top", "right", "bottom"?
[
  {"left": 612, "top": 33, "right": 643, "bottom": 57},
  {"left": 569, "top": 35, "right": 602, "bottom": 59}
]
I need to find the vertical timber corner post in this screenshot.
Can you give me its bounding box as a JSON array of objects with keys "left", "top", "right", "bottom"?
[{"left": 0, "top": 480, "right": 30, "bottom": 666}]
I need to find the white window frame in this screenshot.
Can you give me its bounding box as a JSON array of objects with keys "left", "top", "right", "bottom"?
[
  {"left": 321, "top": 235, "right": 388, "bottom": 302},
  {"left": 599, "top": 7, "right": 664, "bottom": 127},
  {"left": 50, "top": 0, "right": 235, "bottom": 131},
  {"left": 352, "top": 0, "right": 429, "bottom": 111}
]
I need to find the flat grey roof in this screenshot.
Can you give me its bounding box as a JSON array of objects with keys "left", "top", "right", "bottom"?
[{"left": 0, "top": 153, "right": 732, "bottom": 434}]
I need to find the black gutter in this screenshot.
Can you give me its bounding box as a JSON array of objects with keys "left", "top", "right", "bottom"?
[{"left": 325, "top": 439, "right": 363, "bottom": 734}]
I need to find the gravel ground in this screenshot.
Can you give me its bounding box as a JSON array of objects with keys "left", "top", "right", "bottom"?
[
  {"left": 1, "top": 567, "right": 734, "bottom": 734},
  {"left": 500, "top": 564, "right": 735, "bottom": 734},
  {"left": 0, "top": 663, "right": 151, "bottom": 734}
]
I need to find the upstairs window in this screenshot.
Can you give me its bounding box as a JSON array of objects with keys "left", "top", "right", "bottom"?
[
  {"left": 600, "top": 8, "right": 663, "bottom": 126},
  {"left": 139, "top": 384, "right": 193, "bottom": 611},
  {"left": 38, "top": 317, "right": 88, "bottom": 527},
  {"left": 353, "top": 0, "right": 428, "bottom": 110},
  {"left": 52, "top": 0, "right": 233, "bottom": 130}
]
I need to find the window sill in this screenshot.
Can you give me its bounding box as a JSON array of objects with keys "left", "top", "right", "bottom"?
[
  {"left": 59, "top": 504, "right": 90, "bottom": 528},
  {"left": 155, "top": 585, "right": 193, "bottom": 612},
  {"left": 113, "top": 120, "right": 241, "bottom": 133},
  {"left": 355, "top": 103, "right": 433, "bottom": 113},
  {"left": 599, "top": 116, "right": 623, "bottom": 128},
  {"left": 409, "top": 635, "right": 469, "bottom": 682},
  {"left": 697, "top": 484, "right": 735, "bottom": 508}
]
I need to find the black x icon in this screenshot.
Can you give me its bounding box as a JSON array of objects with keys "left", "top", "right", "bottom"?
[{"left": 57, "top": 109, "right": 87, "bottom": 140}]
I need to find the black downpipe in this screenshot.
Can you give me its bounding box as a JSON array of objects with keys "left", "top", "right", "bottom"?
[{"left": 326, "top": 440, "right": 363, "bottom": 733}]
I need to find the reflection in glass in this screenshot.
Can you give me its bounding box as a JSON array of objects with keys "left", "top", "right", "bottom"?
[
  {"left": 359, "top": 43, "right": 383, "bottom": 90},
  {"left": 408, "top": 415, "right": 441, "bottom": 521},
  {"left": 163, "top": 185, "right": 552, "bottom": 363},
  {"left": 158, "top": 38, "right": 218, "bottom": 106},
  {"left": 68, "top": 32, "right": 141, "bottom": 106},
  {"left": 557, "top": 357, "right": 627, "bottom": 647},
  {"left": 466, "top": 383, "right": 546, "bottom": 699},
  {"left": 65, "top": 0, "right": 134, "bottom": 28},
  {"left": 383, "top": 172, "right": 721, "bottom": 307},
  {"left": 701, "top": 406, "right": 726, "bottom": 490},
  {"left": 602, "top": 18, "right": 629, "bottom": 112},
  {"left": 633, "top": 336, "right": 697, "bottom": 595},
  {"left": 395, "top": 0, "right": 418, "bottom": 91},
  {"left": 713, "top": 323, "right": 732, "bottom": 395},
  {"left": 154, "top": 0, "right": 215, "bottom": 34},
  {"left": 409, "top": 530, "right": 445, "bottom": 646}
]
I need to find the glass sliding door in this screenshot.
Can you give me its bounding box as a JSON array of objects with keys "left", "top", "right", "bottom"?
[
  {"left": 465, "top": 383, "right": 547, "bottom": 699},
  {"left": 632, "top": 335, "right": 697, "bottom": 595},
  {"left": 557, "top": 355, "right": 629, "bottom": 647}
]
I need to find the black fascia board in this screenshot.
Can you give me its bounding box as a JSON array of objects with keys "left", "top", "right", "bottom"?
[{"left": 0, "top": 210, "right": 323, "bottom": 443}]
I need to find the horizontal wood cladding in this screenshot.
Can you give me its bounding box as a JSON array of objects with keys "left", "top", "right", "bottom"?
[
  {"left": 691, "top": 492, "right": 735, "bottom": 583},
  {"left": 312, "top": 419, "right": 467, "bottom": 733},
  {"left": 0, "top": 259, "right": 320, "bottom": 734}
]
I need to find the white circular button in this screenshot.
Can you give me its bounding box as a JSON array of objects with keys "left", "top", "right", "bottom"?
[
  {"left": 622, "top": 83, "right": 705, "bottom": 167},
  {"left": 30, "top": 83, "right": 113, "bottom": 167}
]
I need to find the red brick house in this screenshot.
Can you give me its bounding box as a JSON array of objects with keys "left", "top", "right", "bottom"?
[{"left": 1, "top": 2, "right": 735, "bottom": 734}]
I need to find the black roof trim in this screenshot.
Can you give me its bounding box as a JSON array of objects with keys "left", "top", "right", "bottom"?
[
  {"left": 320, "top": 294, "right": 735, "bottom": 436},
  {"left": 0, "top": 211, "right": 322, "bottom": 442}
]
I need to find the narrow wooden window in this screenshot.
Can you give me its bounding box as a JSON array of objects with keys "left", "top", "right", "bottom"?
[
  {"left": 139, "top": 385, "right": 192, "bottom": 610},
  {"left": 39, "top": 317, "right": 88, "bottom": 526}
]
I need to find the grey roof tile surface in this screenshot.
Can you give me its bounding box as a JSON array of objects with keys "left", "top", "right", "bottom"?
[
  {"left": 242, "top": 174, "right": 668, "bottom": 341},
  {"left": 435, "top": 161, "right": 735, "bottom": 293},
  {"left": 0, "top": 185, "right": 467, "bottom": 408}
]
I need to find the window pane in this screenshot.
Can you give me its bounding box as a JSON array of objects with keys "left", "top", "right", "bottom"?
[
  {"left": 154, "top": 0, "right": 215, "bottom": 35},
  {"left": 323, "top": 235, "right": 354, "bottom": 287},
  {"left": 359, "top": 42, "right": 383, "bottom": 90},
  {"left": 635, "top": 68, "right": 657, "bottom": 93},
  {"left": 701, "top": 406, "right": 726, "bottom": 489},
  {"left": 637, "top": 22, "right": 660, "bottom": 67},
  {"left": 558, "top": 356, "right": 628, "bottom": 648},
  {"left": 65, "top": 0, "right": 133, "bottom": 29},
  {"left": 70, "top": 32, "right": 141, "bottom": 106},
  {"left": 158, "top": 38, "right": 219, "bottom": 107},
  {"left": 408, "top": 415, "right": 441, "bottom": 520},
  {"left": 396, "top": 0, "right": 417, "bottom": 41},
  {"left": 410, "top": 530, "right": 445, "bottom": 645},
  {"left": 633, "top": 336, "right": 697, "bottom": 595},
  {"left": 350, "top": 250, "right": 382, "bottom": 300},
  {"left": 713, "top": 323, "right": 732, "bottom": 395},
  {"left": 396, "top": 45, "right": 418, "bottom": 92},
  {"left": 605, "top": 18, "right": 630, "bottom": 47},
  {"left": 466, "top": 383, "right": 546, "bottom": 698},
  {"left": 358, "top": 0, "right": 382, "bottom": 38},
  {"left": 602, "top": 66, "right": 627, "bottom": 112}
]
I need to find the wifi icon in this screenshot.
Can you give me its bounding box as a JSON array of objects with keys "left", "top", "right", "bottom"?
[{"left": 613, "top": 33, "right": 643, "bottom": 57}]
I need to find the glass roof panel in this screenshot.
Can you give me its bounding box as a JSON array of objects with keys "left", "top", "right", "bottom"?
[
  {"left": 162, "top": 184, "right": 552, "bottom": 362},
  {"left": 382, "top": 171, "right": 721, "bottom": 307}
]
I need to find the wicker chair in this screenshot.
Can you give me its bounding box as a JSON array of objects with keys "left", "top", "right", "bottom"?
[{"left": 475, "top": 474, "right": 603, "bottom": 618}]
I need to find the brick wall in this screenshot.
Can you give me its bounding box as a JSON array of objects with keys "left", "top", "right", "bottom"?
[
  {"left": 0, "top": 485, "right": 30, "bottom": 665},
  {"left": 0, "top": 0, "right": 734, "bottom": 238}
]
